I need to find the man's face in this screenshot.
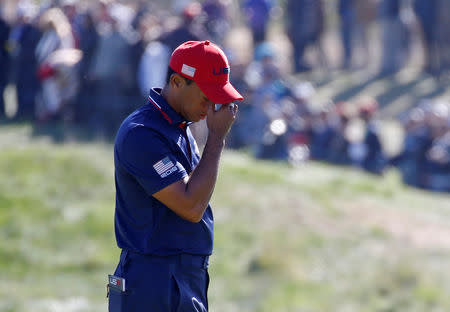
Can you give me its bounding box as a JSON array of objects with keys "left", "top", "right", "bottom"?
[{"left": 176, "top": 79, "right": 214, "bottom": 122}]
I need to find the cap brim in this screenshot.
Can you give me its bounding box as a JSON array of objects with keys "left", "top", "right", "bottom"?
[{"left": 197, "top": 81, "right": 244, "bottom": 104}]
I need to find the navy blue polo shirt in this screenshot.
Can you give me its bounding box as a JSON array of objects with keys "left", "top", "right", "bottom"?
[{"left": 113, "top": 88, "right": 213, "bottom": 256}]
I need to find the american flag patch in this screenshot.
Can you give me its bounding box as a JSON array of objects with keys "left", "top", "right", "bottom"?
[
  {"left": 153, "top": 157, "right": 176, "bottom": 177},
  {"left": 181, "top": 64, "right": 196, "bottom": 77}
]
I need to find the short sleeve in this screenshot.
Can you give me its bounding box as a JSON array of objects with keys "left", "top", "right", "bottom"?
[{"left": 117, "top": 126, "right": 188, "bottom": 195}]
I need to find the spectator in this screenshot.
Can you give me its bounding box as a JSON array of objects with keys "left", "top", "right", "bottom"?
[
  {"left": 0, "top": 14, "right": 10, "bottom": 119},
  {"left": 310, "top": 105, "right": 336, "bottom": 161},
  {"left": 285, "top": 0, "right": 325, "bottom": 73},
  {"left": 338, "top": 0, "right": 356, "bottom": 70},
  {"left": 242, "top": 0, "right": 273, "bottom": 46},
  {"left": 139, "top": 3, "right": 207, "bottom": 96},
  {"left": 437, "top": 2, "right": 450, "bottom": 74},
  {"left": 244, "top": 42, "right": 291, "bottom": 160},
  {"left": 377, "top": 0, "right": 408, "bottom": 76},
  {"left": 358, "top": 97, "right": 386, "bottom": 174},
  {"left": 125, "top": 9, "right": 148, "bottom": 111},
  {"left": 412, "top": 0, "right": 439, "bottom": 75},
  {"left": 92, "top": 0, "right": 115, "bottom": 29},
  {"left": 137, "top": 14, "right": 166, "bottom": 97},
  {"left": 327, "top": 101, "right": 353, "bottom": 165},
  {"left": 74, "top": 11, "right": 99, "bottom": 125},
  {"left": 8, "top": 2, "right": 41, "bottom": 121},
  {"left": 424, "top": 130, "right": 450, "bottom": 192},
  {"left": 392, "top": 105, "right": 433, "bottom": 188},
  {"left": 284, "top": 82, "right": 315, "bottom": 165},
  {"left": 61, "top": 0, "right": 82, "bottom": 48},
  {"left": 138, "top": 42, "right": 171, "bottom": 99},
  {"left": 202, "top": 0, "right": 231, "bottom": 45},
  {"left": 89, "top": 3, "right": 133, "bottom": 138},
  {"left": 158, "top": 2, "right": 207, "bottom": 54},
  {"left": 423, "top": 101, "right": 450, "bottom": 191},
  {"left": 241, "top": 42, "right": 277, "bottom": 148},
  {"left": 130, "top": 0, "right": 150, "bottom": 31},
  {"left": 226, "top": 59, "right": 252, "bottom": 149},
  {"left": 36, "top": 7, "right": 75, "bottom": 64},
  {"left": 35, "top": 7, "right": 76, "bottom": 121},
  {"left": 354, "top": 0, "right": 378, "bottom": 70}
]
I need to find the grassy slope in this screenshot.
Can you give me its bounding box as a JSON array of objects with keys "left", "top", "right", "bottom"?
[{"left": 0, "top": 125, "right": 450, "bottom": 312}]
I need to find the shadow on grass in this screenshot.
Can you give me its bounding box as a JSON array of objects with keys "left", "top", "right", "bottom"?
[
  {"left": 325, "top": 71, "right": 447, "bottom": 108},
  {"left": 332, "top": 75, "right": 380, "bottom": 102},
  {"left": 376, "top": 74, "right": 429, "bottom": 108}
]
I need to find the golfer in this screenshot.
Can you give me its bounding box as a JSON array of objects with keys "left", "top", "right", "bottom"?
[{"left": 107, "top": 40, "right": 243, "bottom": 311}]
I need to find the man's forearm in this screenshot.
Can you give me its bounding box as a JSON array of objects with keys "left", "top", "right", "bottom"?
[{"left": 184, "top": 135, "right": 225, "bottom": 220}]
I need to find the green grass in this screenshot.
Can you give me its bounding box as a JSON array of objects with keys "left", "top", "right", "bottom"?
[{"left": 0, "top": 124, "right": 450, "bottom": 312}]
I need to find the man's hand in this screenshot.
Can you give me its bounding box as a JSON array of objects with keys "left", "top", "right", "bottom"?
[
  {"left": 153, "top": 103, "right": 238, "bottom": 222},
  {"left": 206, "top": 103, "right": 238, "bottom": 142}
]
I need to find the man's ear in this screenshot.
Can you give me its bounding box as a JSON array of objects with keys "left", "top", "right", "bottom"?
[{"left": 170, "top": 73, "right": 186, "bottom": 89}]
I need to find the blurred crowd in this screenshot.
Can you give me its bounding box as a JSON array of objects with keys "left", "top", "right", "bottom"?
[
  {"left": 392, "top": 100, "right": 450, "bottom": 192},
  {"left": 0, "top": 0, "right": 449, "bottom": 192},
  {"left": 230, "top": 56, "right": 450, "bottom": 192},
  {"left": 0, "top": 0, "right": 244, "bottom": 135}
]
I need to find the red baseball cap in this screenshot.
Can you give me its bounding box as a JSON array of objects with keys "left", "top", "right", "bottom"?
[{"left": 169, "top": 40, "right": 244, "bottom": 104}]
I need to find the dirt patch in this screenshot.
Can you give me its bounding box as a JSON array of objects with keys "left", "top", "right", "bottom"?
[{"left": 346, "top": 203, "right": 450, "bottom": 250}]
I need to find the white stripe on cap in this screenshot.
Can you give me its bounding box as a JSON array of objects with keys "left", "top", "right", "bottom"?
[{"left": 181, "top": 64, "right": 196, "bottom": 77}]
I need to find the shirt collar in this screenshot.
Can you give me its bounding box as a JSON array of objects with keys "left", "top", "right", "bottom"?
[{"left": 148, "top": 88, "right": 192, "bottom": 128}]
